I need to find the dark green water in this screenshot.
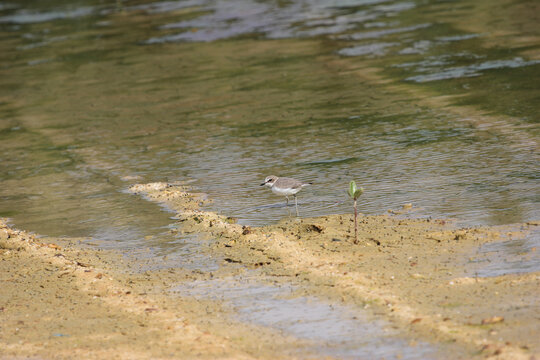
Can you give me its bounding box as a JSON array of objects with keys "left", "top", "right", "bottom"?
[{"left": 0, "top": 0, "right": 538, "bottom": 242}]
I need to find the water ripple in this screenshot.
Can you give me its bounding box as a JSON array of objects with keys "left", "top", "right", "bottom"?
[{"left": 405, "top": 57, "right": 540, "bottom": 82}]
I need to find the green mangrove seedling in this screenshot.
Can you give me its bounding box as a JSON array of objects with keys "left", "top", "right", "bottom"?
[{"left": 348, "top": 181, "right": 364, "bottom": 244}]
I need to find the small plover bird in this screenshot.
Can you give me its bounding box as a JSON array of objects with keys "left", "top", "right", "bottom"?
[{"left": 261, "top": 175, "right": 312, "bottom": 216}]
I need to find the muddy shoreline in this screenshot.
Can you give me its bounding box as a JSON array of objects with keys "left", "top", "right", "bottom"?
[
  {"left": 0, "top": 218, "right": 307, "bottom": 359},
  {"left": 1, "top": 182, "right": 538, "bottom": 359},
  {"left": 129, "top": 183, "right": 540, "bottom": 359},
  {"left": 0, "top": 183, "right": 539, "bottom": 359}
]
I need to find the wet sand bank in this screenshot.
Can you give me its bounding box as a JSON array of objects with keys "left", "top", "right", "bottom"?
[
  {"left": 129, "top": 182, "right": 539, "bottom": 359},
  {"left": 0, "top": 219, "right": 308, "bottom": 359},
  {"left": 1, "top": 182, "right": 538, "bottom": 359}
]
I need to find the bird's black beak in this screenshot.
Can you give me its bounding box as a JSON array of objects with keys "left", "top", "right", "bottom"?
[{"left": 260, "top": 182, "right": 266, "bottom": 186}]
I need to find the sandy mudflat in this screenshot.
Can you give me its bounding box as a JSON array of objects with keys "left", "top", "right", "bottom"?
[
  {"left": 0, "top": 219, "right": 304, "bottom": 359},
  {"left": 1, "top": 182, "right": 538, "bottom": 359}
]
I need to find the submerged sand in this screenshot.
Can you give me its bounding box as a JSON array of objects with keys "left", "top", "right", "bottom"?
[{"left": 1, "top": 182, "right": 538, "bottom": 359}]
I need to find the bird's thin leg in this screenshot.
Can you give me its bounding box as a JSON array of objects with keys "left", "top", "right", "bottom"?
[
  {"left": 295, "top": 195, "right": 299, "bottom": 216},
  {"left": 286, "top": 197, "right": 291, "bottom": 217}
]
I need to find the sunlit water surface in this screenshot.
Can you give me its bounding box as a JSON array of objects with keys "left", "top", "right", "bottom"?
[{"left": 0, "top": 0, "right": 539, "bottom": 277}]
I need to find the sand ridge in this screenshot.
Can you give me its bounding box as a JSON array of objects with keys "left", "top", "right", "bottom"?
[
  {"left": 0, "top": 218, "right": 304, "bottom": 359},
  {"left": 129, "top": 182, "right": 539, "bottom": 360},
  {"left": 0, "top": 182, "right": 537, "bottom": 359}
]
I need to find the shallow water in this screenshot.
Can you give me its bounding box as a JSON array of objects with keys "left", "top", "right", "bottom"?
[
  {"left": 0, "top": 0, "right": 538, "bottom": 268},
  {"left": 469, "top": 227, "right": 540, "bottom": 277},
  {"left": 1, "top": 0, "right": 538, "bottom": 237},
  {"left": 173, "top": 275, "right": 442, "bottom": 359}
]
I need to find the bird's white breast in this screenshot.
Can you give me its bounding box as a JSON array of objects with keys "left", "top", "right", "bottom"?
[{"left": 271, "top": 185, "right": 300, "bottom": 196}]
